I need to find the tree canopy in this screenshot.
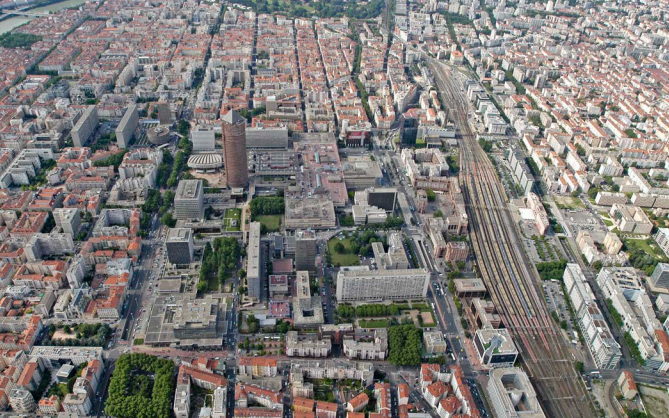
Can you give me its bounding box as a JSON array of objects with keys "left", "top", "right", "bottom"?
[
  {"left": 0, "top": 32, "right": 42, "bottom": 49},
  {"left": 105, "top": 353, "right": 175, "bottom": 418},
  {"left": 93, "top": 150, "right": 128, "bottom": 170},
  {"left": 388, "top": 324, "right": 422, "bottom": 366},
  {"left": 535, "top": 260, "right": 567, "bottom": 281},
  {"left": 200, "top": 237, "right": 241, "bottom": 292},
  {"left": 250, "top": 196, "right": 285, "bottom": 217}
]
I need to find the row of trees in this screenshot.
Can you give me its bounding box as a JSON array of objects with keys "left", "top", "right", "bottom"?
[
  {"left": 105, "top": 353, "right": 175, "bottom": 418},
  {"left": 337, "top": 304, "right": 403, "bottom": 318},
  {"left": 142, "top": 189, "right": 162, "bottom": 213},
  {"left": 232, "top": 0, "right": 384, "bottom": 20},
  {"left": 138, "top": 189, "right": 162, "bottom": 237},
  {"left": 167, "top": 150, "right": 188, "bottom": 188},
  {"left": 250, "top": 196, "right": 285, "bottom": 216},
  {"left": 337, "top": 305, "right": 356, "bottom": 318},
  {"left": 156, "top": 149, "right": 173, "bottom": 187},
  {"left": 388, "top": 324, "right": 423, "bottom": 366},
  {"left": 358, "top": 304, "right": 402, "bottom": 317}
]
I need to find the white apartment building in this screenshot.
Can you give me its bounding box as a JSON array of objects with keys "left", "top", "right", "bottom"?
[
  {"left": 597, "top": 268, "right": 669, "bottom": 371},
  {"left": 173, "top": 375, "right": 190, "bottom": 418},
  {"left": 62, "top": 392, "right": 92, "bottom": 416},
  {"left": 599, "top": 156, "right": 624, "bottom": 177},
  {"left": 9, "top": 388, "right": 35, "bottom": 413},
  {"left": 526, "top": 192, "right": 549, "bottom": 235},
  {"left": 53, "top": 208, "right": 81, "bottom": 236},
  {"left": 336, "top": 266, "right": 429, "bottom": 302},
  {"left": 285, "top": 332, "right": 332, "bottom": 358},
  {"left": 564, "top": 264, "right": 621, "bottom": 369},
  {"left": 343, "top": 329, "right": 388, "bottom": 360},
  {"left": 29, "top": 346, "right": 103, "bottom": 367},
  {"left": 212, "top": 386, "right": 227, "bottom": 418},
  {"left": 25, "top": 233, "right": 76, "bottom": 262},
  {"left": 597, "top": 267, "right": 644, "bottom": 300},
  {"left": 609, "top": 204, "right": 653, "bottom": 235},
  {"left": 290, "top": 360, "right": 374, "bottom": 386}
]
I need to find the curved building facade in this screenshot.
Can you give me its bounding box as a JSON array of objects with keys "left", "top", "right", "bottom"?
[
  {"left": 222, "top": 110, "right": 249, "bottom": 188},
  {"left": 187, "top": 153, "right": 223, "bottom": 171},
  {"left": 147, "top": 126, "right": 171, "bottom": 145}
]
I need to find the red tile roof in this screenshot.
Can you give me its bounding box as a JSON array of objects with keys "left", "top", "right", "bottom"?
[{"left": 347, "top": 392, "right": 368, "bottom": 409}]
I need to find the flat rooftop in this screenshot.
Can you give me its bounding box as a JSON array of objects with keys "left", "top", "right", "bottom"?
[
  {"left": 176, "top": 179, "right": 203, "bottom": 200},
  {"left": 475, "top": 328, "right": 518, "bottom": 355},
  {"left": 167, "top": 228, "right": 193, "bottom": 242}
]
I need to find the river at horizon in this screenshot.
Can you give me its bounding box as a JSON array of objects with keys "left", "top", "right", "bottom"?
[{"left": 0, "top": 0, "right": 87, "bottom": 35}]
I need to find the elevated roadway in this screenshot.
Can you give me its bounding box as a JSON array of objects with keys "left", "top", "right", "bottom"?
[{"left": 428, "top": 59, "right": 593, "bottom": 418}]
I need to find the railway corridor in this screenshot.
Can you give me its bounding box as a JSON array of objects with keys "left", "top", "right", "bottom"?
[{"left": 428, "top": 60, "right": 593, "bottom": 418}]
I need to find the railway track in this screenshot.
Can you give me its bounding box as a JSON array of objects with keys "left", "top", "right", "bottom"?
[{"left": 428, "top": 60, "right": 592, "bottom": 417}]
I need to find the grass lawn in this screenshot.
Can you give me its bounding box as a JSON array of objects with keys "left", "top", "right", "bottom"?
[
  {"left": 625, "top": 239, "right": 666, "bottom": 259},
  {"left": 358, "top": 319, "right": 389, "bottom": 328},
  {"left": 255, "top": 214, "right": 282, "bottom": 232},
  {"left": 327, "top": 237, "right": 360, "bottom": 266},
  {"left": 223, "top": 208, "right": 242, "bottom": 231},
  {"left": 554, "top": 196, "right": 585, "bottom": 210}
]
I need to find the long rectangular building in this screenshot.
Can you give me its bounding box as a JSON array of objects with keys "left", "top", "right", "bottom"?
[
  {"left": 563, "top": 263, "right": 621, "bottom": 370},
  {"left": 247, "top": 222, "right": 262, "bottom": 301},
  {"left": 116, "top": 104, "right": 138, "bottom": 148},
  {"left": 175, "top": 180, "right": 204, "bottom": 220},
  {"left": 336, "top": 266, "right": 429, "bottom": 302},
  {"left": 29, "top": 346, "right": 102, "bottom": 366},
  {"left": 71, "top": 106, "right": 99, "bottom": 148}
]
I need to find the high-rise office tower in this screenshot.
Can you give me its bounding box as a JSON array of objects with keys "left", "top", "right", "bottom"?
[
  {"left": 222, "top": 110, "right": 249, "bottom": 188},
  {"left": 295, "top": 230, "right": 317, "bottom": 274},
  {"left": 174, "top": 180, "right": 204, "bottom": 220},
  {"left": 166, "top": 228, "right": 194, "bottom": 265}
]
